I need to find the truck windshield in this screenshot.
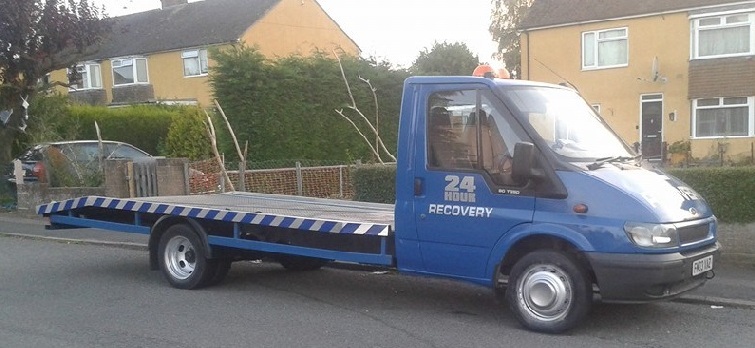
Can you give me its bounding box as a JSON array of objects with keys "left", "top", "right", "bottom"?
[{"left": 498, "top": 86, "right": 633, "bottom": 161}]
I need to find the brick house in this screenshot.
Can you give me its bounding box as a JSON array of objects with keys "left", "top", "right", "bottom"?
[{"left": 519, "top": 0, "right": 755, "bottom": 162}]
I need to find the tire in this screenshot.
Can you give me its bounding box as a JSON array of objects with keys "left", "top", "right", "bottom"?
[
  {"left": 206, "top": 258, "right": 232, "bottom": 286},
  {"left": 277, "top": 255, "right": 329, "bottom": 271},
  {"left": 158, "top": 224, "right": 217, "bottom": 289},
  {"left": 506, "top": 250, "right": 592, "bottom": 333}
]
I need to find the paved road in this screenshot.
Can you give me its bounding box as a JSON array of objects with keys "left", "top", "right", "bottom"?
[{"left": 1, "top": 236, "right": 755, "bottom": 347}]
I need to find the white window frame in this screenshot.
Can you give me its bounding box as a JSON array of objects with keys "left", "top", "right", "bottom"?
[
  {"left": 582, "top": 27, "right": 629, "bottom": 70},
  {"left": 111, "top": 57, "right": 149, "bottom": 86},
  {"left": 691, "top": 11, "right": 755, "bottom": 59},
  {"left": 692, "top": 96, "right": 755, "bottom": 138},
  {"left": 68, "top": 62, "right": 102, "bottom": 90},
  {"left": 182, "top": 48, "right": 209, "bottom": 77}
]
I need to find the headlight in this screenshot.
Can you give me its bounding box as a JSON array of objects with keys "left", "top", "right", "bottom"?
[{"left": 623, "top": 222, "right": 679, "bottom": 248}]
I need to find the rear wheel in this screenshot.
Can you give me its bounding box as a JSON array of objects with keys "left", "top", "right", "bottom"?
[
  {"left": 158, "top": 224, "right": 217, "bottom": 289},
  {"left": 206, "top": 259, "right": 232, "bottom": 286},
  {"left": 506, "top": 250, "right": 592, "bottom": 333}
]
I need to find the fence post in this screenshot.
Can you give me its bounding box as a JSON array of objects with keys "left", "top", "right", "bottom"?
[
  {"left": 13, "top": 159, "right": 24, "bottom": 185},
  {"left": 296, "top": 161, "right": 303, "bottom": 196},
  {"left": 239, "top": 160, "right": 246, "bottom": 192},
  {"left": 183, "top": 162, "right": 190, "bottom": 195},
  {"left": 339, "top": 165, "right": 344, "bottom": 198},
  {"left": 220, "top": 153, "right": 226, "bottom": 193},
  {"left": 127, "top": 162, "right": 135, "bottom": 198}
]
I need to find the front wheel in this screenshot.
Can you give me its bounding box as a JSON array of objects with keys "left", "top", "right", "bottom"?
[
  {"left": 158, "top": 224, "right": 218, "bottom": 289},
  {"left": 506, "top": 250, "right": 592, "bottom": 333}
]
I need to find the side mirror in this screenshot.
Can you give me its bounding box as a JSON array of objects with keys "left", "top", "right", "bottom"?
[{"left": 512, "top": 142, "right": 535, "bottom": 182}]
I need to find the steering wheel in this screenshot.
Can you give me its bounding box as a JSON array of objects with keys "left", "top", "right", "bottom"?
[{"left": 495, "top": 154, "right": 513, "bottom": 175}]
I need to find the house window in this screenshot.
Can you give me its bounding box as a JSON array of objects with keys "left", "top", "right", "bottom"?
[
  {"left": 693, "top": 13, "right": 753, "bottom": 59},
  {"left": 69, "top": 63, "right": 102, "bottom": 90},
  {"left": 693, "top": 97, "right": 754, "bottom": 137},
  {"left": 182, "top": 49, "right": 208, "bottom": 77},
  {"left": 112, "top": 58, "right": 149, "bottom": 86},
  {"left": 582, "top": 28, "right": 628, "bottom": 69}
]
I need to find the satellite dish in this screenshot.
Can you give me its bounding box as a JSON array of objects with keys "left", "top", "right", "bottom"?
[
  {"left": 651, "top": 57, "right": 659, "bottom": 81},
  {"left": 651, "top": 56, "right": 666, "bottom": 83}
]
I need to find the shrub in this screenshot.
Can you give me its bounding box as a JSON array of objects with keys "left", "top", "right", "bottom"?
[
  {"left": 667, "top": 167, "right": 755, "bottom": 223},
  {"left": 0, "top": 180, "right": 16, "bottom": 210},
  {"left": 160, "top": 107, "right": 212, "bottom": 160},
  {"left": 43, "top": 145, "right": 104, "bottom": 187},
  {"left": 351, "top": 164, "right": 396, "bottom": 203}
]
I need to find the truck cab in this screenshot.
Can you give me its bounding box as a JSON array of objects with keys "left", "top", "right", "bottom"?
[{"left": 394, "top": 76, "right": 720, "bottom": 332}]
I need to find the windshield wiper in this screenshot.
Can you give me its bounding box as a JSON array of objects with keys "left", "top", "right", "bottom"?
[{"left": 586, "top": 155, "right": 640, "bottom": 171}]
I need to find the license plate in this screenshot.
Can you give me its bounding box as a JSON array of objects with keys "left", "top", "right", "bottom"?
[{"left": 692, "top": 255, "right": 713, "bottom": 276}]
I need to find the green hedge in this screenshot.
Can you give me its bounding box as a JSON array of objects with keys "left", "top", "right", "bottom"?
[
  {"left": 14, "top": 97, "right": 210, "bottom": 160},
  {"left": 210, "top": 46, "right": 408, "bottom": 162},
  {"left": 667, "top": 167, "right": 755, "bottom": 223},
  {"left": 68, "top": 105, "right": 175, "bottom": 155},
  {"left": 351, "top": 164, "right": 396, "bottom": 204}
]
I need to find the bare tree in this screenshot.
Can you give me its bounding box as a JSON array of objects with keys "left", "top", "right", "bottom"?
[
  {"left": 203, "top": 111, "right": 235, "bottom": 192},
  {"left": 333, "top": 51, "right": 396, "bottom": 164},
  {"left": 214, "top": 99, "right": 247, "bottom": 191}
]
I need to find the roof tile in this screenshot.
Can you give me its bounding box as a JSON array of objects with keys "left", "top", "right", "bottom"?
[
  {"left": 521, "top": 0, "right": 745, "bottom": 29},
  {"left": 88, "top": 0, "right": 280, "bottom": 60}
]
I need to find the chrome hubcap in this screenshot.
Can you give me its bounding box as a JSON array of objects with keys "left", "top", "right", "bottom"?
[
  {"left": 518, "top": 265, "right": 572, "bottom": 322},
  {"left": 164, "top": 236, "right": 196, "bottom": 280}
]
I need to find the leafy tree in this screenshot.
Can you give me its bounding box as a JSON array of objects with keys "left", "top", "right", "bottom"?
[
  {"left": 0, "top": 0, "right": 108, "bottom": 162},
  {"left": 410, "top": 41, "right": 480, "bottom": 76},
  {"left": 490, "top": 0, "right": 535, "bottom": 78}
]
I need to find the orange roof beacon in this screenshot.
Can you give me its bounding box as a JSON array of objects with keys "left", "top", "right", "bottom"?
[{"left": 472, "top": 64, "right": 510, "bottom": 79}]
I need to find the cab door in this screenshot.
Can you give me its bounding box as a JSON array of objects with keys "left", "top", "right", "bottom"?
[{"left": 413, "top": 85, "right": 535, "bottom": 280}]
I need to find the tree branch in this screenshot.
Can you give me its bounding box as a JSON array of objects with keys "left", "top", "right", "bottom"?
[
  {"left": 335, "top": 109, "right": 384, "bottom": 164},
  {"left": 203, "top": 111, "right": 235, "bottom": 192},
  {"left": 213, "top": 99, "right": 245, "bottom": 162},
  {"left": 332, "top": 50, "right": 396, "bottom": 163},
  {"left": 359, "top": 76, "right": 396, "bottom": 162}
]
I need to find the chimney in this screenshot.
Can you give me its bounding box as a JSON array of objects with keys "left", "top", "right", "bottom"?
[{"left": 161, "top": 0, "right": 188, "bottom": 8}]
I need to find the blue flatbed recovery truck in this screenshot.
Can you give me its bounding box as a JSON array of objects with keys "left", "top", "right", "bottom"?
[{"left": 38, "top": 75, "right": 720, "bottom": 333}]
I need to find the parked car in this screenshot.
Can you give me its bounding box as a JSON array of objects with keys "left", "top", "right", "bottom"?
[{"left": 4, "top": 140, "right": 152, "bottom": 184}]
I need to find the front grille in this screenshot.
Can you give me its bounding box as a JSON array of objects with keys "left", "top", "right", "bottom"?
[{"left": 678, "top": 222, "right": 711, "bottom": 245}]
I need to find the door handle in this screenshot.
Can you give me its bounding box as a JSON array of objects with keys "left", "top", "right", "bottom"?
[{"left": 414, "top": 178, "right": 424, "bottom": 196}]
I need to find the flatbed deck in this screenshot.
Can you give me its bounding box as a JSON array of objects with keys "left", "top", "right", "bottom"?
[{"left": 38, "top": 192, "right": 394, "bottom": 236}]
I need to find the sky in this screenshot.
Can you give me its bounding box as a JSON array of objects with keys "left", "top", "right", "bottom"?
[{"left": 91, "top": 0, "right": 503, "bottom": 69}]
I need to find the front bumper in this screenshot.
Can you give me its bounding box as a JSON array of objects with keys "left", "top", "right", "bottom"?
[{"left": 586, "top": 242, "right": 720, "bottom": 303}]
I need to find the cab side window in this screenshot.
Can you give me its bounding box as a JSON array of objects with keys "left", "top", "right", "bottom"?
[
  {"left": 427, "top": 89, "right": 527, "bottom": 187},
  {"left": 427, "top": 104, "right": 475, "bottom": 169}
]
